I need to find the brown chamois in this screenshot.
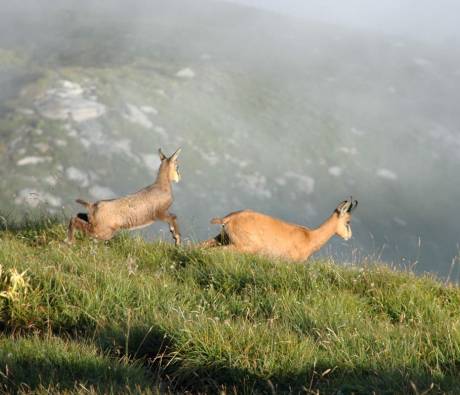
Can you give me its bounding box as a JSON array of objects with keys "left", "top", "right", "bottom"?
[
  {"left": 66, "top": 148, "right": 182, "bottom": 244},
  {"left": 201, "top": 197, "right": 358, "bottom": 262}
]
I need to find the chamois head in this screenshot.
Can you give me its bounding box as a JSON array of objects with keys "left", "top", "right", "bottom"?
[
  {"left": 159, "top": 147, "right": 182, "bottom": 183},
  {"left": 334, "top": 197, "right": 358, "bottom": 240}
]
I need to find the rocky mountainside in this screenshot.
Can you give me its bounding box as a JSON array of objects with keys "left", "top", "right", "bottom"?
[{"left": 0, "top": 0, "right": 459, "bottom": 277}]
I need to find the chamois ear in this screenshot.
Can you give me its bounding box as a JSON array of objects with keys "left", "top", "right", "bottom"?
[
  {"left": 169, "top": 147, "right": 182, "bottom": 161},
  {"left": 158, "top": 148, "right": 167, "bottom": 161}
]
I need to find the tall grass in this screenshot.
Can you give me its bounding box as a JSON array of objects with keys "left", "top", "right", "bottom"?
[{"left": 0, "top": 220, "right": 459, "bottom": 394}]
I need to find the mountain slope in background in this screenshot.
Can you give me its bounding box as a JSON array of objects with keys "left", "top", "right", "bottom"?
[{"left": 0, "top": 0, "right": 459, "bottom": 277}]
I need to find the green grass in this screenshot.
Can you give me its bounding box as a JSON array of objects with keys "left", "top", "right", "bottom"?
[{"left": 0, "top": 219, "right": 459, "bottom": 394}]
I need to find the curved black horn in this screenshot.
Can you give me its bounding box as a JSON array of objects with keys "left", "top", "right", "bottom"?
[
  {"left": 345, "top": 196, "right": 353, "bottom": 210},
  {"left": 349, "top": 200, "right": 358, "bottom": 213},
  {"left": 158, "top": 148, "right": 167, "bottom": 161}
]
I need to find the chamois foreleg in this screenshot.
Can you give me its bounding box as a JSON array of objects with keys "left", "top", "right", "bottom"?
[{"left": 159, "top": 212, "right": 181, "bottom": 245}]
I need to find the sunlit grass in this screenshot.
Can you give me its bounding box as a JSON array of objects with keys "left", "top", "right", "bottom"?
[{"left": 0, "top": 219, "right": 459, "bottom": 394}]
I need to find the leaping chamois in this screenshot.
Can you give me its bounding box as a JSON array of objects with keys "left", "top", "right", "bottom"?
[
  {"left": 66, "top": 148, "right": 182, "bottom": 244},
  {"left": 201, "top": 197, "right": 358, "bottom": 262}
]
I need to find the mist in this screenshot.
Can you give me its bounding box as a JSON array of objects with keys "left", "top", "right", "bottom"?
[
  {"left": 0, "top": 0, "right": 459, "bottom": 280},
  {"left": 219, "top": 0, "right": 460, "bottom": 46}
]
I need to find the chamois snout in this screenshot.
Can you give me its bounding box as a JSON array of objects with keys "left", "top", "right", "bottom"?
[
  {"left": 172, "top": 163, "right": 181, "bottom": 183},
  {"left": 335, "top": 197, "right": 358, "bottom": 240}
]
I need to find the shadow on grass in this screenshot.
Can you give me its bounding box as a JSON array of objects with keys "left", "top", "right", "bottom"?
[
  {"left": 2, "top": 342, "right": 457, "bottom": 395},
  {"left": 95, "top": 324, "right": 174, "bottom": 366},
  {"left": 165, "top": 363, "right": 458, "bottom": 394},
  {"left": 86, "top": 325, "right": 460, "bottom": 394},
  {"left": 0, "top": 338, "right": 155, "bottom": 394}
]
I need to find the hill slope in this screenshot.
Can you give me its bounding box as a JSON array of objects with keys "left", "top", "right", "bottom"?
[{"left": 0, "top": 220, "right": 459, "bottom": 394}]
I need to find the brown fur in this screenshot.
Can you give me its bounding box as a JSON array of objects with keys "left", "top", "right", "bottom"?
[
  {"left": 67, "top": 148, "right": 182, "bottom": 245},
  {"left": 201, "top": 198, "right": 358, "bottom": 262}
]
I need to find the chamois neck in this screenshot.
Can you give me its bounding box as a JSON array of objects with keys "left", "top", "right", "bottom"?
[
  {"left": 309, "top": 213, "right": 338, "bottom": 252},
  {"left": 154, "top": 163, "right": 171, "bottom": 188}
]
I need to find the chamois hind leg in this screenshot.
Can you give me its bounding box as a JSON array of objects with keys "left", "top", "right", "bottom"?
[
  {"left": 198, "top": 237, "right": 220, "bottom": 248},
  {"left": 198, "top": 230, "right": 230, "bottom": 248},
  {"left": 66, "top": 214, "right": 92, "bottom": 244},
  {"left": 159, "top": 212, "right": 181, "bottom": 245}
]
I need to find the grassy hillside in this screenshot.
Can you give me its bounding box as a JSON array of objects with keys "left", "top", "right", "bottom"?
[{"left": 0, "top": 219, "right": 459, "bottom": 394}]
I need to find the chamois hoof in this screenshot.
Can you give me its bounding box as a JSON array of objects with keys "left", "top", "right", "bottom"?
[{"left": 63, "top": 237, "right": 74, "bottom": 245}]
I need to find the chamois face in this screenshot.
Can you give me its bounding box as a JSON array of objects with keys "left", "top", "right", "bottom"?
[
  {"left": 159, "top": 148, "right": 181, "bottom": 183},
  {"left": 336, "top": 212, "right": 352, "bottom": 240},
  {"left": 168, "top": 158, "right": 181, "bottom": 183},
  {"left": 335, "top": 198, "right": 358, "bottom": 240}
]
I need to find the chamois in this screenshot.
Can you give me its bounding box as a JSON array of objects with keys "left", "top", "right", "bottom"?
[
  {"left": 201, "top": 197, "right": 358, "bottom": 262},
  {"left": 66, "top": 148, "right": 182, "bottom": 245}
]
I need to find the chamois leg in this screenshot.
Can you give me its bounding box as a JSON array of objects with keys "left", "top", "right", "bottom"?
[
  {"left": 198, "top": 237, "right": 220, "bottom": 248},
  {"left": 159, "top": 212, "right": 181, "bottom": 245},
  {"left": 198, "top": 231, "right": 229, "bottom": 248},
  {"left": 66, "top": 215, "right": 92, "bottom": 244},
  {"left": 66, "top": 217, "right": 76, "bottom": 244}
]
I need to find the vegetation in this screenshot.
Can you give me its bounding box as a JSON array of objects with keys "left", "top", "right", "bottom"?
[{"left": 0, "top": 219, "right": 459, "bottom": 394}]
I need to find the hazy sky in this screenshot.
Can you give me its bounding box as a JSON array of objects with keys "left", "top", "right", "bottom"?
[{"left": 219, "top": 0, "right": 460, "bottom": 45}]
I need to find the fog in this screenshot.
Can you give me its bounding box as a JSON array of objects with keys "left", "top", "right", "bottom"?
[
  {"left": 0, "top": 0, "right": 459, "bottom": 280},
  {"left": 220, "top": 0, "right": 460, "bottom": 46}
]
